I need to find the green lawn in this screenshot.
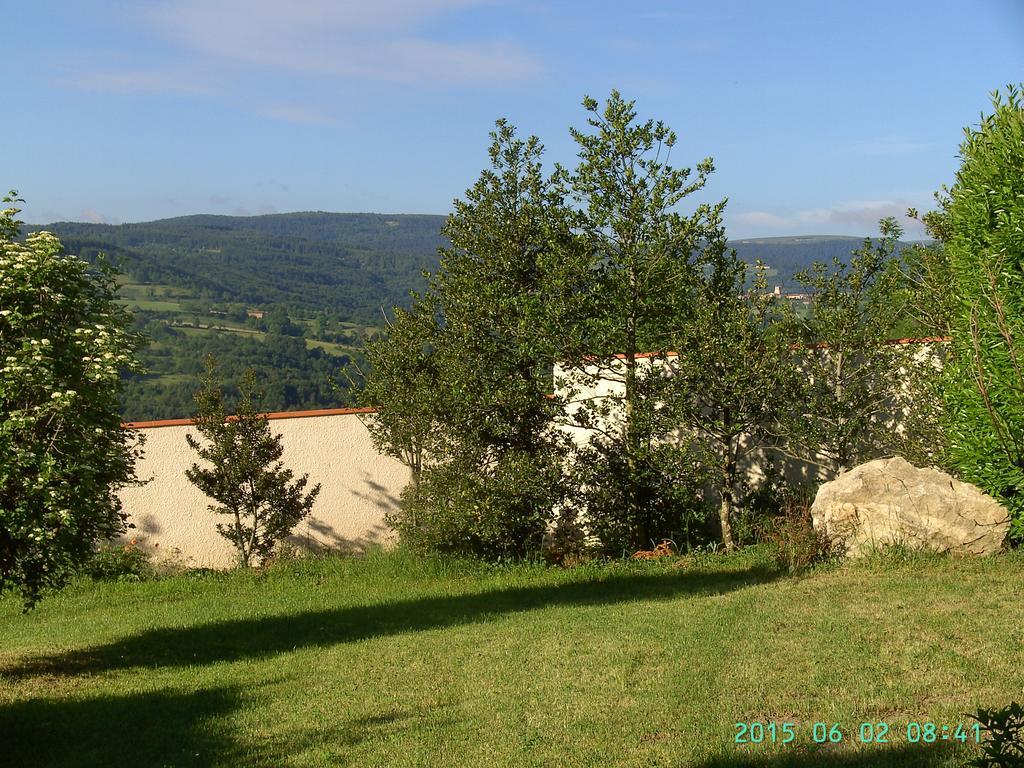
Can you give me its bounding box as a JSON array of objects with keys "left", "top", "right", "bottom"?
[{"left": 1, "top": 548, "right": 1020, "bottom": 767}]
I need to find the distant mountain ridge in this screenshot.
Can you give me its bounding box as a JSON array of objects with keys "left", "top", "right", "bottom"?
[
  {"left": 30, "top": 212, "right": 449, "bottom": 324},
  {"left": 31, "top": 212, "right": 914, "bottom": 318}
]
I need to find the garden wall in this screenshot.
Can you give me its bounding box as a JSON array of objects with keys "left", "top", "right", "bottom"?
[
  {"left": 554, "top": 338, "right": 949, "bottom": 489},
  {"left": 118, "top": 408, "right": 409, "bottom": 569}
]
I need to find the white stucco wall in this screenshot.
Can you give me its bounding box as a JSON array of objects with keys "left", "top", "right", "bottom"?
[
  {"left": 119, "top": 410, "right": 409, "bottom": 569},
  {"left": 553, "top": 339, "right": 948, "bottom": 490}
]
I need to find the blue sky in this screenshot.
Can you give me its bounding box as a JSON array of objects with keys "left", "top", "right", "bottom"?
[{"left": 8, "top": 0, "right": 1023, "bottom": 238}]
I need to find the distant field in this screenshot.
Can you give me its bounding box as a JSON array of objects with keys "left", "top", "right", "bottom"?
[
  {"left": 1, "top": 548, "right": 1019, "bottom": 767},
  {"left": 306, "top": 338, "right": 356, "bottom": 356}
]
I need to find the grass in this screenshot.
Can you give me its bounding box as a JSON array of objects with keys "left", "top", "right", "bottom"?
[
  {"left": 1, "top": 547, "right": 1020, "bottom": 767},
  {"left": 306, "top": 337, "right": 359, "bottom": 356}
]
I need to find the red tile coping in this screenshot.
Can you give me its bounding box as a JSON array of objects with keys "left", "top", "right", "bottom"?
[
  {"left": 122, "top": 406, "right": 378, "bottom": 430},
  {"left": 801, "top": 336, "right": 952, "bottom": 351},
  {"left": 124, "top": 337, "right": 952, "bottom": 428},
  {"left": 596, "top": 337, "right": 952, "bottom": 360}
]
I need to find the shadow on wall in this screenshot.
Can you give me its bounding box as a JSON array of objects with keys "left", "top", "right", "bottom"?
[
  {"left": 0, "top": 684, "right": 449, "bottom": 768},
  {"left": 351, "top": 472, "right": 403, "bottom": 515},
  {"left": 4, "top": 564, "right": 779, "bottom": 680},
  {"left": 287, "top": 473, "right": 400, "bottom": 554},
  {"left": 287, "top": 517, "right": 389, "bottom": 556}
]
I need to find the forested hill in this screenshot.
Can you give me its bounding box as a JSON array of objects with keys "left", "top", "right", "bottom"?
[
  {"left": 31, "top": 213, "right": 908, "bottom": 316},
  {"left": 22, "top": 212, "right": 919, "bottom": 421},
  {"left": 31, "top": 212, "right": 449, "bottom": 325},
  {"left": 729, "top": 235, "right": 877, "bottom": 287}
]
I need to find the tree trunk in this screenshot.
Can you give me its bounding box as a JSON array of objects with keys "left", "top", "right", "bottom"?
[
  {"left": 624, "top": 263, "right": 641, "bottom": 546},
  {"left": 833, "top": 350, "right": 849, "bottom": 475},
  {"left": 719, "top": 429, "right": 736, "bottom": 552},
  {"left": 718, "top": 488, "right": 735, "bottom": 553}
]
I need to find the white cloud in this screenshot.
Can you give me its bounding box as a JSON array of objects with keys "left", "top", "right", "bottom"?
[
  {"left": 733, "top": 199, "right": 926, "bottom": 236},
  {"left": 136, "top": 0, "right": 540, "bottom": 86},
  {"left": 256, "top": 105, "right": 333, "bottom": 125},
  {"left": 59, "top": 67, "right": 218, "bottom": 95},
  {"left": 79, "top": 207, "right": 114, "bottom": 224}
]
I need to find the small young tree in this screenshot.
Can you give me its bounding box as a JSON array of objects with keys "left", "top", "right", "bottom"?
[
  {"left": 186, "top": 359, "right": 320, "bottom": 567},
  {"left": 1, "top": 192, "right": 144, "bottom": 607},
  {"left": 782, "top": 218, "right": 916, "bottom": 477},
  {"left": 663, "top": 229, "right": 796, "bottom": 552},
  {"left": 358, "top": 297, "right": 444, "bottom": 488}
]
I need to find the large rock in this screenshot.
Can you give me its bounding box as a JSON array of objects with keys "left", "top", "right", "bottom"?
[{"left": 811, "top": 457, "right": 1010, "bottom": 558}]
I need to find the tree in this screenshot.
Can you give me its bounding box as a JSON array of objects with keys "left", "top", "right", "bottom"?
[
  {"left": 663, "top": 232, "right": 796, "bottom": 551},
  {"left": 0, "top": 192, "right": 144, "bottom": 607},
  {"left": 185, "top": 359, "right": 321, "bottom": 566},
  {"left": 363, "top": 120, "right": 578, "bottom": 558},
  {"left": 935, "top": 85, "right": 1024, "bottom": 541},
  {"left": 782, "top": 218, "right": 917, "bottom": 477},
  {"left": 556, "top": 91, "right": 720, "bottom": 550},
  {"left": 358, "top": 297, "right": 444, "bottom": 488}
]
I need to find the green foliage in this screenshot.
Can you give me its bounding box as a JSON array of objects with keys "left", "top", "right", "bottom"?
[
  {"left": 967, "top": 702, "right": 1024, "bottom": 768},
  {"left": 936, "top": 85, "right": 1024, "bottom": 540},
  {"left": 83, "top": 540, "right": 155, "bottom": 582},
  {"left": 662, "top": 233, "right": 797, "bottom": 552},
  {"left": 367, "top": 120, "right": 576, "bottom": 559},
  {"left": 574, "top": 439, "right": 709, "bottom": 556},
  {"left": 903, "top": 210, "right": 958, "bottom": 338},
  {"left": 396, "top": 449, "right": 565, "bottom": 560},
  {"left": 0, "top": 193, "right": 144, "bottom": 608},
  {"left": 556, "top": 91, "right": 722, "bottom": 551},
  {"left": 185, "top": 359, "right": 321, "bottom": 567},
  {"left": 359, "top": 299, "right": 442, "bottom": 481},
  {"left": 784, "top": 217, "right": 927, "bottom": 475}
]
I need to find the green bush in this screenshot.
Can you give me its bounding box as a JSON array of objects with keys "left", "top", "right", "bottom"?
[
  {"left": 573, "top": 440, "right": 711, "bottom": 556},
  {"left": 1, "top": 193, "right": 144, "bottom": 607},
  {"left": 967, "top": 702, "right": 1024, "bottom": 768},
  {"left": 393, "top": 449, "right": 564, "bottom": 561},
  {"left": 937, "top": 85, "right": 1024, "bottom": 542},
  {"left": 83, "top": 540, "right": 155, "bottom": 582}
]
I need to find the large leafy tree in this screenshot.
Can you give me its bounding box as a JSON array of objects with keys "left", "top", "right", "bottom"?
[
  {"left": 936, "top": 85, "right": 1024, "bottom": 540},
  {"left": 0, "top": 192, "right": 144, "bottom": 607},
  {"left": 365, "top": 121, "right": 580, "bottom": 558},
  {"left": 556, "top": 91, "right": 720, "bottom": 550}
]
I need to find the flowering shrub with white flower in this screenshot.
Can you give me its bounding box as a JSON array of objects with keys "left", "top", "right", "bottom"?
[{"left": 0, "top": 192, "right": 144, "bottom": 607}]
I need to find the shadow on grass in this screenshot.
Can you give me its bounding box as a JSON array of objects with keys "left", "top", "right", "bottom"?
[
  {"left": 2, "top": 686, "right": 242, "bottom": 768},
  {"left": 3, "top": 564, "right": 778, "bottom": 679},
  {"left": 1, "top": 685, "right": 441, "bottom": 768},
  {"left": 699, "top": 741, "right": 961, "bottom": 767}
]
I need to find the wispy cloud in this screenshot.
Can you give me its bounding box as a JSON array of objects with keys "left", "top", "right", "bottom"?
[
  {"left": 256, "top": 105, "right": 333, "bottom": 125},
  {"left": 733, "top": 199, "right": 925, "bottom": 235},
  {"left": 79, "top": 207, "right": 115, "bottom": 224},
  {"left": 131, "top": 0, "right": 540, "bottom": 86},
  {"left": 60, "top": 1, "right": 540, "bottom": 122}
]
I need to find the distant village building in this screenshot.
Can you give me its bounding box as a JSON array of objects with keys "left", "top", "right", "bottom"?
[{"left": 246, "top": 309, "right": 266, "bottom": 320}]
